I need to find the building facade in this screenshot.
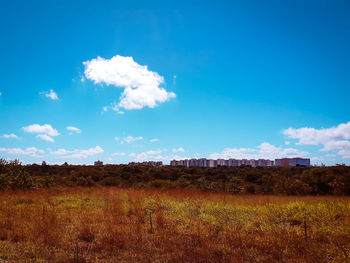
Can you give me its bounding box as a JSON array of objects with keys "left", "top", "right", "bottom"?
[{"left": 274, "top": 158, "right": 310, "bottom": 167}]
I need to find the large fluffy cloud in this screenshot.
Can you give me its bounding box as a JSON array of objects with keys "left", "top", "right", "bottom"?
[
  {"left": 83, "top": 55, "right": 175, "bottom": 111},
  {"left": 209, "top": 142, "right": 309, "bottom": 160},
  {"left": 283, "top": 122, "right": 350, "bottom": 145},
  {"left": 283, "top": 122, "right": 350, "bottom": 159},
  {"left": 36, "top": 134, "right": 54, "bottom": 142}
]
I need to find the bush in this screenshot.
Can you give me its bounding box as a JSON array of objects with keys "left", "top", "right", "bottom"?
[
  {"left": 145, "top": 179, "right": 176, "bottom": 189},
  {"left": 0, "top": 159, "right": 36, "bottom": 189}
]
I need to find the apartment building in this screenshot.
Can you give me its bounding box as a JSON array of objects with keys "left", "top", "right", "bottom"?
[
  {"left": 94, "top": 160, "right": 103, "bottom": 166},
  {"left": 275, "top": 158, "right": 310, "bottom": 167}
]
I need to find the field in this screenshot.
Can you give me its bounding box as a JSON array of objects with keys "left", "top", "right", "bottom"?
[{"left": 0, "top": 187, "right": 349, "bottom": 263}]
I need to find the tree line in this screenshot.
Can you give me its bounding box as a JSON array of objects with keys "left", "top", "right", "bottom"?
[{"left": 1, "top": 158, "right": 350, "bottom": 195}]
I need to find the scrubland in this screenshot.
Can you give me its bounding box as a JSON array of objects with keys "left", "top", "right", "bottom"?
[{"left": 0, "top": 187, "right": 349, "bottom": 263}]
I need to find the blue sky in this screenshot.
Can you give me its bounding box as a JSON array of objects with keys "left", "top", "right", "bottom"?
[{"left": 1, "top": 0, "right": 350, "bottom": 165}]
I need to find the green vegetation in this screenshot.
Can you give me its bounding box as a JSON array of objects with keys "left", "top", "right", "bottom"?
[{"left": 1, "top": 158, "right": 350, "bottom": 195}]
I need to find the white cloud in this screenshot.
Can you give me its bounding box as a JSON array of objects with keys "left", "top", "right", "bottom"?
[
  {"left": 145, "top": 149, "right": 162, "bottom": 155},
  {"left": 2, "top": 134, "right": 19, "bottom": 139},
  {"left": 284, "top": 141, "right": 290, "bottom": 145},
  {"left": 283, "top": 122, "right": 350, "bottom": 145},
  {"left": 70, "top": 146, "right": 103, "bottom": 159},
  {"left": 36, "top": 134, "right": 54, "bottom": 142},
  {"left": 23, "top": 124, "right": 59, "bottom": 137},
  {"left": 129, "top": 149, "right": 179, "bottom": 162},
  {"left": 338, "top": 150, "right": 350, "bottom": 159},
  {"left": 116, "top": 136, "right": 143, "bottom": 144},
  {"left": 124, "top": 136, "right": 143, "bottom": 143},
  {"left": 42, "top": 89, "right": 58, "bottom": 100},
  {"left": 172, "top": 147, "right": 185, "bottom": 153},
  {"left": 311, "top": 157, "right": 324, "bottom": 162},
  {"left": 209, "top": 142, "right": 309, "bottom": 160},
  {"left": 321, "top": 140, "right": 350, "bottom": 151},
  {"left": 51, "top": 148, "right": 70, "bottom": 155},
  {"left": 283, "top": 122, "right": 350, "bottom": 159},
  {"left": 66, "top": 126, "right": 81, "bottom": 134},
  {"left": 83, "top": 55, "right": 176, "bottom": 111},
  {"left": 103, "top": 102, "right": 125, "bottom": 114},
  {"left": 0, "top": 147, "right": 44, "bottom": 158},
  {"left": 150, "top": 138, "right": 159, "bottom": 142},
  {"left": 51, "top": 146, "right": 103, "bottom": 159},
  {"left": 112, "top": 152, "right": 126, "bottom": 156}
]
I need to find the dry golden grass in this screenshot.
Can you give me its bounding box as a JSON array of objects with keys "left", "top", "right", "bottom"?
[{"left": 0, "top": 187, "right": 349, "bottom": 262}]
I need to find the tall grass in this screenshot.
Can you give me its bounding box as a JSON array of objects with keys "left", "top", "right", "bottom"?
[{"left": 0, "top": 187, "right": 349, "bottom": 262}]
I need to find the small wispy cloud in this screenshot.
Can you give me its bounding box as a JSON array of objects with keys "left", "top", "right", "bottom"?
[
  {"left": 37, "top": 134, "right": 54, "bottom": 142},
  {"left": 2, "top": 134, "right": 19, "bottom": 139},
  {"left": 172, "top": 147, "right": 185, "bottom": 153},
  {"left": 0, "top": 147, "right": 44, "bottom": 158},
  {"left": 67, "top": 126, "right": 81, "bottom": 134},
  {"left": 41, "top": 89, "right": 58, "bottom": 100},
  {"left": 23, "top": 124, "right": 59, "bottom": 136},
  {"left": 115, "top": 136, "right": 143, "bottom": 144},
  {"left": 102, "top": 102, "right": 124, "bottom": 114},
  {"left": 150, "top": 138, "right": 159, "bottom": 142},
  {"left": 112, "top": 152, "right": 126, "bottom": 156}
]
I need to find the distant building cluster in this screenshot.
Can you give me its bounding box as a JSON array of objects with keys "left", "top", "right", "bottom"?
[
  {"left": 92, "top": 157, "right": 310, "bottom": 168},
  {"left": 94, "top": 160, "right": 103, "bottom": 166},
  {"left": 170, "top": 157, "right": 310, "bottom": 167},
  {"left": 128, "top": 161, "right": 163, "bottom": 167},
  {"left": 170, "top": 158, "right": 273, "bottom": 167}
]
